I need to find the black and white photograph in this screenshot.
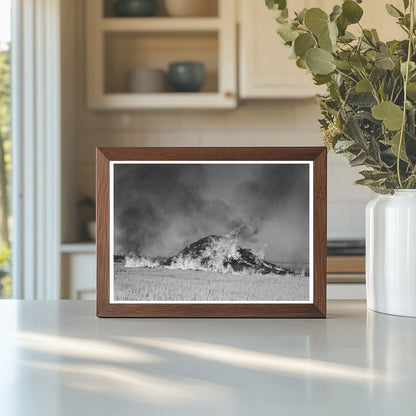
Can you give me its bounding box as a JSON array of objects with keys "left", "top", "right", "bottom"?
[{"left": 110, "top": 162, "right": 313, "bottom": 303}]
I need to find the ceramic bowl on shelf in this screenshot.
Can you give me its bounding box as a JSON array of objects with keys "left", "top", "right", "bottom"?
[
  {"left": 164, "top": 0, "right": 218, "bottom": 17},
  {"left": 128, "top": 68, "right": 167, "bottom": 93},
  {"left": 114, "top": 0, "right": 158, "bottom": 17},
  {"left": 168, "top": 62, "right": 205, "bottom": 92}
]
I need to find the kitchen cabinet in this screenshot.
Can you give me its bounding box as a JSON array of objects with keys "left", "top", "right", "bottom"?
[
  {"left": 86, "top": 0, "right": 404, "bottom": 108},
  {"left": 238, "top": 0, "right": 404, "bottom": 99},
  {"left": 327, "top": 256, "right": 366, "bottom": 300},
  {"left": 239, "top": 0, "right": 325, "bottom": 99},
  {"left": 86, "top": 0, "right": 237, "bottom": 109},
  {"left": 61, "top": 245, "right": 96, "bottom": 300}
]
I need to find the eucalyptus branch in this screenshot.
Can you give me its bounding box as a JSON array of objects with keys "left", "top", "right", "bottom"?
[
  {"left": 393, "top": 85, "right": 404, "bottom": 103},
  {"left": 359, "top": 69, "right": 381, "bottom": 104},
  {"left": 359, "top": 22, "right": 378, "bottom": 49},
  {"left": 398, "top": 24, "right": 410, "bottom": 35},
  {"left": 267, "top": 0, "right": 416, "bottom": 192},
  {"left": 334, "top": 68, "right": 358, "bottom": 84},
  {"left": 397, "top": 0, "right": 415, "bottom": 188},
  {"left": 390, "top": 79, "right": 398, "bottom": 102},
  {"left": 353, "top": 38, "right": 361, "bottom": 54}
]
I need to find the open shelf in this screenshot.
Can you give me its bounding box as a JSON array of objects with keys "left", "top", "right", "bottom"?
[
  {"left": 61, "top": 243, "right": 96, "bottom": 254},
  {"left": 104, "top": 31, "right": 218, "bottom": 94},
  {"left": 91, "top": 92, "right": 234, "bottom": 109},
  {"left": 87, "top": 0, "right": 236, "bottom": 109},
  {"left": 103, "top": 0, "right": 219, "bottom": 18},
  {"left": 101, "top": 17, "right": 221, "bottom": 32}
]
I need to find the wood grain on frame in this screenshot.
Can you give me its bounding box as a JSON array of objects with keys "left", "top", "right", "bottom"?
[{"left": 96, "top": 147, "right": 327, "bottom": 318}]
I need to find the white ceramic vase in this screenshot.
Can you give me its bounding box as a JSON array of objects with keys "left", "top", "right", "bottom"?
[{"left": 366, "top": 190, "right": 416, "bottom": 317}]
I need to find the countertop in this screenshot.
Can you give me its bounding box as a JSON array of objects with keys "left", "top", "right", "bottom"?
[{"left": 0, "top": 300, "right": 415, "bottom": 415}]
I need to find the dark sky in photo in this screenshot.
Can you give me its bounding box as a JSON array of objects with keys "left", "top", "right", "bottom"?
[{"left": 113, "top": 163, "right": 310, "bottom": 263}]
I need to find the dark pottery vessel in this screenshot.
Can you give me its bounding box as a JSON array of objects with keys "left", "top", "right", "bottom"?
[
  {"left": 114, "top": 0, "right": 158, "bottom": 17},
  {"left": 168, "top": 61, "right": 205, "bottom": 92}
]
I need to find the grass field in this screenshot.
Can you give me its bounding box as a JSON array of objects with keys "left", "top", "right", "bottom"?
[{"left": 113, "top": 265, "right": 309, "bottom": 302}]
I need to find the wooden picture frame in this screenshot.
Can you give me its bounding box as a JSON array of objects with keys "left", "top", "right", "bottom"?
[{"left": 96, "top": 147, "right": 327, "bottom": 318}]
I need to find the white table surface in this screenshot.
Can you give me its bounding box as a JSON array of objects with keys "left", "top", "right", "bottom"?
[{"left": 0, "top": 300, "right": 415, "bottom": 416}]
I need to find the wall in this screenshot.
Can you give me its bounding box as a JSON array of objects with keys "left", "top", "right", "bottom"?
[{"left": 62, "top": 0, "right": 374, "bottom": 243}]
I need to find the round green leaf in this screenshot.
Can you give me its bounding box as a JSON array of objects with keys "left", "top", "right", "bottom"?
[
  {"left": 371, "top": 29, "right": 380, "bottom": 42},
  {"left": 318, "top": 22, "right": 338, "bottom": 52},
  {"left": 342, "top": 0, "right": 364, "bottom": 24},
  {"left": 407, "top": 82, "right": 416, "bottom": 99},
  {"left": 294, "top": 33, "right": 316, "bottom": 57},
  {"left": 371, "top": 101, "right": 404, "bottom": 131},
  {"left": 296, "top": 8, "right": 307, "bottom": 23},
  {"left": 266, "top": 0, "right": 287, "bottom": 11},
  {"left": 296, "top": 57, "right": 308, "bottom": 69},
  {"left": 385, "top": 4, "right": 403, "bottom": 18},
  {"left": 356, "top": 79, "right": 372, "bottom": 92},
  {"left": 401, "top": 61, "right": 416, "bottom": 76},
  {"left": 328, "top": 21, "right": 338, "bottom": 43},
  {"left": 333, "top": 60, "right": 353, "bottom": 70},
  {"left": 277, "top": 23, "right": 298, "bottom": 43},
  {"left": 330, "top": 5, "right": 342, "bottom": 22},
  {"left": 304, "top": 8, "right": 329, "bottom": 35},
  {"left": 339, "top": 31, "right": 356, "bottom": 42},
  {"left": 306, "top": 48, "right": 336, "bottom": 75},
  {"left": 318, "top": 29, "right": 333, "bottom": 52},
  {"left": 313, "top": 74, "right": 332, "bottom": 85},
  {"left": 336, "top": 15, "right": 348, "bottom": 36},
  {"left": 350, "top": 54, "right": 368, "bottom": 70},
  {"left": 384, "top": 132, "right": 408, "bottom": 162},
  {"left": 375, "top": 56, "right": 395, "bottom": 70}
]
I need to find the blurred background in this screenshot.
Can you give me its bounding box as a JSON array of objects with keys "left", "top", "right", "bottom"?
[{"left": 0, "top": 0, "right": 403, "bottom": 300}]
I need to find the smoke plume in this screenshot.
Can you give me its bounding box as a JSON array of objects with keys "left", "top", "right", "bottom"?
[{"left": 113, "top": 163, "right": 309, "bottom": 263}]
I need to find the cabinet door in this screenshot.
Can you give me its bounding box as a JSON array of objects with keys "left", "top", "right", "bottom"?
[
  {"left": 62, "top": 253, "right": 96, "bottom": 300},
  {"left": 238, "top": 0, "right": 403, "bottom": 99},
  {"left": 239, "top": 0, "right": 326, "bottom": 99},
  {"left": 359, "top": 0, "right": 404, "bottom": 41}
]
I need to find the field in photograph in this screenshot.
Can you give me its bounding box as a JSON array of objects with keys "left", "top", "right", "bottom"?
[{"left": 113, "top": 264, "right": 309, "bottom": 302}]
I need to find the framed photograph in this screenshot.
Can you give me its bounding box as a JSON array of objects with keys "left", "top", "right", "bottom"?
[{"left": 96, "top": 147, "right": 327, "bottom": 318}]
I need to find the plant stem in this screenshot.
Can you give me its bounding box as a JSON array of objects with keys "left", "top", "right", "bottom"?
[
  {"left": 359, "top": 69, "right": 381, "bottom": 104},
  {"left": 393, "top": 85, "right": 404, "bottom": 104},
  {"left": 390, "top": 79, "right": 398, "bottom": 102},
  {"left": 334, "top": 68, "right": 358, "bottom": 84},
  {"left": 397, "top": 0, "right": 415, "bottom": 188}
]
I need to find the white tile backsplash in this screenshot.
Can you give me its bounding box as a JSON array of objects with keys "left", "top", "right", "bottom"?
[
  {"left": 133, "top": 112, "right": 180, "bottom": 130},
  {"left": 294, "top": 99, "right": 323, "bottom": 128},
  {"left": 199, "top": 129, "right": 258, "bottom": 146},
  {"left": 142, "top": 130, "right": 200, "bottom": 147},
  {"left": 74, "top": 101, "right": 371, "bottom": 240},
  {"left": 328, "top": 199, "right": 368, "bottom": 240},
  {"left": 178, "top": 111, "right": 227, "bottom": 130},
  {"left": 66, "top": 0, "right": 370, "bottom": 243},
  {"left": 253, "top": 130, "right": 322, "bottom": 146}
]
